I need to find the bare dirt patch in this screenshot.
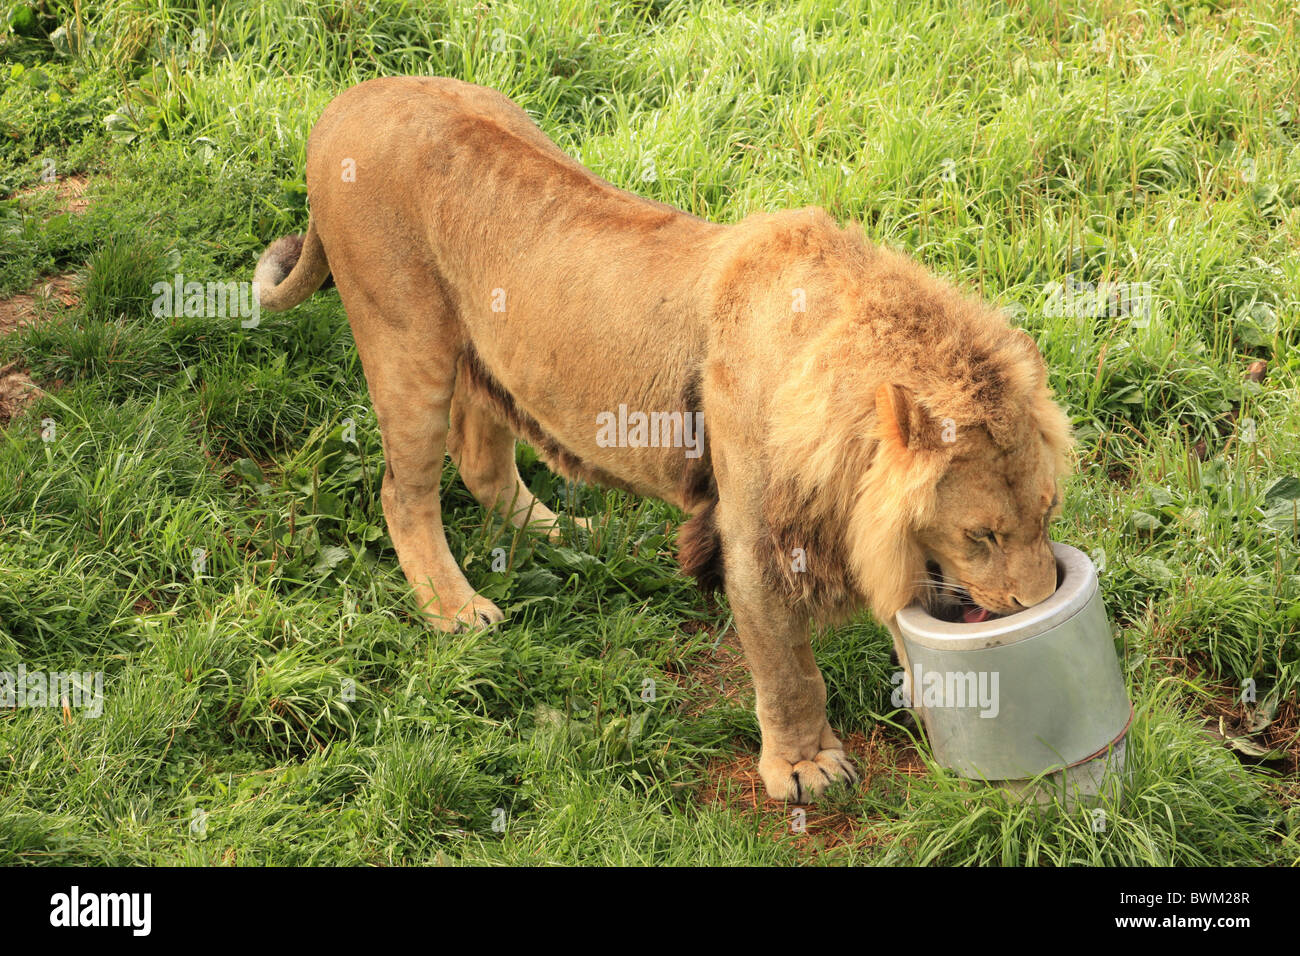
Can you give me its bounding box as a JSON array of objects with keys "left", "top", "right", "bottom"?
[
  {"left": 1198, "top": 672, "right": 1298, "bottom": 774},
  {"left": 670, "top": 619, "right": 926, "bottom": 858},
  {"left": 1162, "top": 653, "right": 1300, "bottom": 807},
  {"left": 0, "top": 172, "right": 93, "bottom": 427},
  {"left": 14, "top": 172, "right": 93, "bottom": 215},
  {"left": 0, "top": 360, "right": 38, "bottom": 427},
  {"left": 0, "top": 273, "right": 79, "bottom": 425},
  {"left": 666, "top": 620, "right": 754, "bottom": 718},
  {"left": 697, "top": 725, "right": 925, "bottom": 858},
  {"left": 0, "top": 274, "right": 78, "bottom": 335}
]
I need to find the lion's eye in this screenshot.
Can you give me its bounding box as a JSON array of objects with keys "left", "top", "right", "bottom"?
[{"left": 967, "top": 528, "right": 997, "bottom": 544}]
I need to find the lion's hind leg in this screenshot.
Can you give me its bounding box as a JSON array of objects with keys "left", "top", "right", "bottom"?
[
  {"left": 336, "top": 295, "right": 503, "bottom": 632},
  {"left": 448, "top": 380, "right": 587, "bottom": 542}
]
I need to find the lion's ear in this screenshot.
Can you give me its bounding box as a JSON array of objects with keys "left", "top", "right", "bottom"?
[
  {"left": 875, "top": 383, "right": 914, "bottom": 453},
  {"left": 876, "top": 383, "right": 946, "bottom": 455}
]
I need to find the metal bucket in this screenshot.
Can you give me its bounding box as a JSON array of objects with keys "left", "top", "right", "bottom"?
[{"left": 895, "top": 542, "right": 1131, "bottom": 807}]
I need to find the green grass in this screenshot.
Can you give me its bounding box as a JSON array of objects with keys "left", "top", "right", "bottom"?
[{"left": 0, "top": 0, "right": 1297, "bottom": 865}]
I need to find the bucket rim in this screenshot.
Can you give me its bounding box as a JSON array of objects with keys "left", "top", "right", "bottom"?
[{"left": 895, "top": 541, "right": 1098, "bottom": 648}]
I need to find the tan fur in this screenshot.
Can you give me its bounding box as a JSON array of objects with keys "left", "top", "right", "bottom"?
[{"left": 254, "top": 77, "right": 1074, "bottom": 802}]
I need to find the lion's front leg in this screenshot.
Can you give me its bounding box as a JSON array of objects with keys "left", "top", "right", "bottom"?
[{"left": 724, "top": 552, "right": 859, "bottom": 803}]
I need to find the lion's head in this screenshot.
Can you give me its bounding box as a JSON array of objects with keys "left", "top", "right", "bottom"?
[
  {"left": 908, "top": 402, "right": 1065, "bottom": 622},
  {"left": 752, "top": 223, "right": 1074, "bottom": 627},
  {"left": 855, "top": 329, "right": 1074, "bottom": 624}
]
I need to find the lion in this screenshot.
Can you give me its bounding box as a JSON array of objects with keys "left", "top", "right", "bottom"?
[{"left": 253, "top": 76, "right": 1074, "bottom": 802}]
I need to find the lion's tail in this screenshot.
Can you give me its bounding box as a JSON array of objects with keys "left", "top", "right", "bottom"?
[{"left": 253, "top": 219, "right": 331, "bottom": 312}]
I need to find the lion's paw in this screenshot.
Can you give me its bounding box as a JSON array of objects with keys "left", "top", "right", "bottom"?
[
  {"left": 453, "top": 595, "right": 505, "bottom": 632},
  {"left": 759, "top": 748, "right": 859, "bottom": 803},
  {"left": 423, "top": 594, "right": 505, "bottom": 633}
]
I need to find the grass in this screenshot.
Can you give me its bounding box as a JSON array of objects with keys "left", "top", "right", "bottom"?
[{"left": 0, "top": 0, "right": 1297, "bottom": 865}]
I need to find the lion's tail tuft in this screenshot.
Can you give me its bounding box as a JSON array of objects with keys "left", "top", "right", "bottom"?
[{"left": 253, "top": 220, "right": 331, "bottom": 312}]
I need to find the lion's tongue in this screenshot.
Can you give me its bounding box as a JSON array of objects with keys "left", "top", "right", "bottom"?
[{"left": 962, "top": 604, "right": 993, "bottom": 624}]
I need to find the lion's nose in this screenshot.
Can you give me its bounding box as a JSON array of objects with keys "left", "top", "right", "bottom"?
[
  {"left": 1009, "top": 545, "right": 1059, "bottom": 610},
  {"left": 1009, "top": 575, "right": 1057, "bottom": 609}
]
